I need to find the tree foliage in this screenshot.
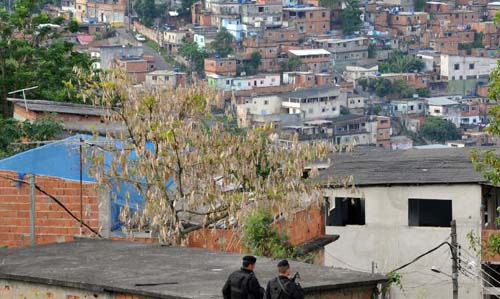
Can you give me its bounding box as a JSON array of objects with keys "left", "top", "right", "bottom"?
[
  {"left": 418, "top": 117, "right": 461, "bottom": 143},
  {"left": 180, "top": 39, "right": 209, "bottom": 73},
  {"left": 85, "top": 72, "right": 334, "bottom": 245},
  {"left": 243, "top": 208, "right": 298, "bottom": 258},
  {"left": 242, "top": 52, "right": 262, "bottom": 76},
  {"left": 358, "top": 78, "right": 429, "bottom": 98},
  {"left": 210, "top": 27, "right": 234, "bottom": 58},
  {"left": 340, "top": 0, "right": 362, "bottom": 35},
  {"left": 280, "top": 55, "right": 301, "bottom": 72},
  {"left": 0, "top": 116, "right": 63, "bottom": 159},
  {"left": 0, "top": 0, "right": 95, "bottom": 116},
  {"left": 133, "top": 0, "right": 165, "bottom": 27},
  {"left": 379, "top": 51, "right": 425, "bottom": 73}
]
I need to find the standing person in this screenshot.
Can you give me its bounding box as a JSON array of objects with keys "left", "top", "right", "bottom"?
[
  {"left": 222, "top": 255, "right": 265, "bottom": 299},
  {"left": 266, "top": 260, "right": 304, "bottom": 299}
]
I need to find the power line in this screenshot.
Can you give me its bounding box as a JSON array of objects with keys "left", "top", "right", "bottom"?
[
  {"left": 0, "top": 174, "right": 102, "bottom": 238},
  {"left": 390, "top": 241, "right": 452, "bottom": 273}
]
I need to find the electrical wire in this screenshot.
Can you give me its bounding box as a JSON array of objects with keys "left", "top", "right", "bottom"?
[
  {"left": 324, "top": 250, "right": 371, "bottom": 272},
  {"left": 0, "top": 174, "right": 102, "bottom": 238},
  {"left": 390, "top": 241, "right": 452, "bottom": 273}
]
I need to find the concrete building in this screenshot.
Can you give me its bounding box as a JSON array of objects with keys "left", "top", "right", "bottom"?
[
  {"left": 440, "top": 54, "right": 497, "bottom": 81},
  {"left": 204, "top": 57, "right": 238, "bottom": 76},
  {"left": 207, "top": 73, "right": 281, "bottom": 92},
  {"left": 280, "top": 86, "right": 342, "bottom": 120},
  {"left": 88, "top": 45, "right": 144, "bottom": 70},
  {"left": 388, "top": 11, "right": 428, "bottom": 36},
  {"left": 343, "top": 65, "right": 379, "bottom": 83},
  {"left": 426, "top": 96, "right": 463, "bottom": 127},
  {"left": 312, "top": 37, "right": 370, "bottom": 64},
  {"left": 145, "top": 70, "right": 186, "bottom": 88},
  {"left": 282, "top": 6, "right": 330, "bottom": 34},
  {"left": 75, "top": 0, "right": 126, "bottom": 24},
  {"left": 240, "top": 2, "right": 283, "bottom": 28},
  {"left": 318, "top": 147, "right": 499, "bottom": 299},
  {"left": 162, "top": 30, "right": 188, "bottom": 54},
  {"left": 0, "top": 239, "right": 387, "bottom": 299},
  {"left": 288, "top": 49, "right": 333, "bottom": 73},
  {"left": 114, "top": 54, "right": 156, "bottom": 83}
]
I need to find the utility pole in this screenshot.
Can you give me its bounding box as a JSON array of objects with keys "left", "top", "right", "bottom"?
[
  {"left": 451, "top": 219, "right": 459, "bottom": 299},
  {"left": 29, "top": 174, "right": 36, "bottom": 246}
]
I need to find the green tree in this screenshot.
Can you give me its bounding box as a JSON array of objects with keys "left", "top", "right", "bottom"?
[
  {"left": 379, "top": 51, "right": 425, "bottom": 73},
  {"left": 280, "top": 55, "right": 301, "bottom": 72},
  {"left": 0, "top": 0, "right": 96, "bottom": 116},
  {"left": 210, "top": 27, "right": 234, "bottom": 58},
  {"left": 374, "top": 78, "right": 392, "bottom": 97},
  {"left": 368, "top": 43, "right": 376, "bottom": 58},
  {"left": 242, "top": 52, "right": 262, "bottom": 75},
  {"left": 243, "top": 208, "right": 297, "bottom": 258},
  {"left": 68, "top": 17, "right": 79, "bottom": 33},
  {"left": 0, "top": 116, "right": 63, "bottom": 159},
  {"left": 340, "top": 0, "right": 363, "bottom": 35},
  {"left": 134, "top": 0, "right": 159, "bottom": 27},
  {"left": 414, "top": 0, "right": 426, "bottom": 11},
  {"left": 340, "top": 106, "right": 350, "bottom": 115},
  {"left": 179, "top": 39, "right": 208, "bottom": 74},
  {"left": 419, "top": 117, "right": 461, "bottom": 143},
  {"left": 179, "top": 0, "right": 197, "bottom": 17}
]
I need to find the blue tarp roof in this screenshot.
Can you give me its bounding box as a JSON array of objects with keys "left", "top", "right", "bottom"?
[{"left": 0, "top": 134, "right": 159, "bottom": 231}]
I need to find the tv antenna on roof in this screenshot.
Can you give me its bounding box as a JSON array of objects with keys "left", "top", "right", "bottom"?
[{"left": 8, "top": 86, "right": 39, "bottom": 112}]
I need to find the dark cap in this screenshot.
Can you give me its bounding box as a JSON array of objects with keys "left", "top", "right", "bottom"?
[
  {"left": 243, "top": 255, "right": 257, "bottom": 264},
  {"left": 277, "top": 259, "right": 289, "bottom": 267}
]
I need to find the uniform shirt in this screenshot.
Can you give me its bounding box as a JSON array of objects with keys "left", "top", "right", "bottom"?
[
  {"left": 265, "top": 275, "right": 304, "bottom": 299},
  {"left": 222, "top": 268, "right": 264, "bottom": 299}
]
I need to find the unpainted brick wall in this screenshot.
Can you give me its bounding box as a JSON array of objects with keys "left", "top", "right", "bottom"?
[
  {"left": 0, "top": 170, "right": 99, "bottom": 248},
  {"left": 0, "top": 279, "right": 145, "bottom": 299}
]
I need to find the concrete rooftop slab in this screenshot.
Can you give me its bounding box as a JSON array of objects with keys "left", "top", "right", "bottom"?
[{"left": 0, "top": 239, "right": 386, "bottom": 299}]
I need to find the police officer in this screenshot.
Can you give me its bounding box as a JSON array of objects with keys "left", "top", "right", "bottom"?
[
  {"left": 265, "top": 260, "right": 304, "bottom": 299},
  {"left": 222, "top": 255, "right": 265, "bottom": 299}
]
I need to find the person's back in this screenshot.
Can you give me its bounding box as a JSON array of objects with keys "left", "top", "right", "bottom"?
[
  {"left": 266, "top": 260, "right": 304, "bottom": 299},
  {"left": 222, "top": 255, "right": 264, "bottom": 299}
]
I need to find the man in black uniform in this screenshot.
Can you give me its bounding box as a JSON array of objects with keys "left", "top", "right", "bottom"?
[
  {"left": 222, "top": 255, "right": 264, "bottom": 299},
  {"left": 266, "top": 260, "right": 304, "bottom": 299}
]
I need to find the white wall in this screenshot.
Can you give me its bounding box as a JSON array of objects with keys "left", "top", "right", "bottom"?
[
  {"left": 324, "top": 184, "right": 482, "bottom": 299},
  {"left": 441, "top": 54, "right": 497, "bottom": 80}
]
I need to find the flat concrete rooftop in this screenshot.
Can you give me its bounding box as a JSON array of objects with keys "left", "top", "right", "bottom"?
[{"left": 0, "top": 239, "right": 386, "bottom": 299}]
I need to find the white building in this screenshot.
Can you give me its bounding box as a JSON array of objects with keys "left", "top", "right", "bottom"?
[
  {"left": 343, "top": 65, "right": 379, "bottom": 83},
  {"left": 426, "top": 96, "right": 462, "bottom": 127},
  {"left": 440, "top": 54, "right": 497, "bottom": 81},
  {"left": 280, "top": 86, "right": 342, "bottom": 121},
  {"left": 318, "top": 148, "right": 496, "bottom": 299}
]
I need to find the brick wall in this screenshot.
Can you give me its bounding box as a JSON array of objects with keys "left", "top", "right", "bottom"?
[
  {"left": 0, "top": 280, "right": 146, "bottom": 299},
  {"left": 0, "top": 170, "right": 100, "bottom": 248},
  {"left": 187, "top": 207, "right": 325, "bottom": 256}
]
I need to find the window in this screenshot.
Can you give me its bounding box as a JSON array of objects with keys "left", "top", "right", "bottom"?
[
  {"left": 326, "top": 197, "right": 366, "bottom": 226},
  {"left": 152, "top": 76, "right": 157, "bottom": 81},
  {"left": 258, "top": 6, "right": 264, "bottom": 12},
  {"left": 322, "top": 12, "right": 326, "bottom": 18},
  {"left": 469, "top": 63, "right": 475, "bottom": 70},
  {"left": 308, "top": 108, "right": 313, "bottom": 114},
  {"left": 454, "top": 64, "right": 460, "bottom": 70},
  {"left": 408, "top": 198, "right": 452, "bottom": 227},
  {"left": 418, "top": 103, "right": 422, "bottom": 110},
  {"left": 226, "top": 80, "right": 230, "bottom": 85},
  {"left": 264, "top": 100, "right": 269, "bottom": 105},
  {"left": 310, "top": 12, "right": 313, "bottom": 18},
  {"left": 409, "top": 105, "right": 414, "bottom": 111}
]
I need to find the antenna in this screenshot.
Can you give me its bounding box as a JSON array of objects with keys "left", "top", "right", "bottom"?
[{"left": 8, "top": 86, "right": 39, "bottom": 112}]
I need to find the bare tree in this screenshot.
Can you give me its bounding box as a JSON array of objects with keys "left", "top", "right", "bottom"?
[{"left": 85, "top": 72, "right": 335, "bottom": 245}]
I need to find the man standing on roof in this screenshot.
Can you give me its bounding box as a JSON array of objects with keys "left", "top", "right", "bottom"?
[
  {"left": 222, "top": 255, "right": 264, "bottom": 299},
  {"left": 266, "top": 260, "right": 304, "bottom": 299}
]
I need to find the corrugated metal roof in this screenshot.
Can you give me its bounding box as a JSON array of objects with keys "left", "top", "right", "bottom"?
[
  {"left": 7, "top": 98, "right": 107, "bottom": 116},
  {"left": 316, "top": 147, "right": 492, "bottom": 186}
]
